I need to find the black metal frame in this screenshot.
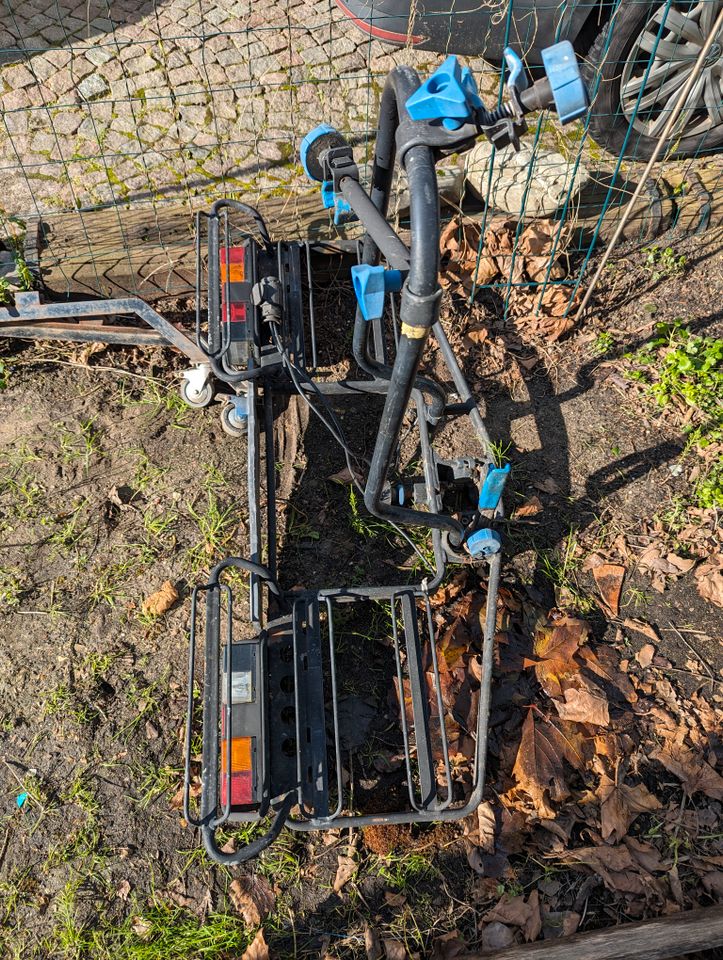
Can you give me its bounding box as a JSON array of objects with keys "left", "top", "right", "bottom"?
[{"left": 180, "top": 62, "right": 515, "bottom": 865}]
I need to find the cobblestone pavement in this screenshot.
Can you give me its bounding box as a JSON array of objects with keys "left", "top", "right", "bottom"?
[{"left": 0, "top": 0, "right": 497, "bottom": 219}]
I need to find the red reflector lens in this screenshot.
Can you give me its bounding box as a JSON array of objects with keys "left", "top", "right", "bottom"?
[
  {"left": 223, "top": 302, "right": 247, "bottom": 324},
  {"left": 220, "top": 770, "right": 253, "bottom": 806}
]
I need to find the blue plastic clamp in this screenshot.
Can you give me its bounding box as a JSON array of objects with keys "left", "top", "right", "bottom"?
[
  {"left": 466, "top": 528, "right": 502, "bottom": 559},
  {"left": 351, "top": 264, "right": 404, "bottom": 322},
  {"left": 405, "top": 55, "right": 482, "bottom": 131},
  {"left": 228, "top": 395, "right": 249, "bottom": 423},
  {"left": 300, "top": 123, "right": 336, "bottom": 181},
  {"left": 478, "top": 463, "right": 511, "bottom": 511},
  {"left": 503, "top": 47, "right": 529, "bottom": 94},
  {"left": 321, "top": 181, "right": 356, "bottom": 226},
  {"left": 540, "top": 40, "right": 589, "bottom": 125}
]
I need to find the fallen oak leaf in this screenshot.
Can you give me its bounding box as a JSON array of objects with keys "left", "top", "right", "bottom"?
[
  {"left": 512, "top": 709, "right": 586, "bottom": 818},
  {"left": 554, "top": 684, "right": 609, "bottom": 727},
  {"left": 596, "top": 774, "right": 661, "bottom": 842},
  {"left": 592, "top": 563, "right": 625, "bottom": 617},
  {"left": 527, "top": 614, "right": 590, "bottom": 699},
  {"left": 229, "top": 876, "right": 276, "bottom": 926},
  {"left": 652, "top": 741, "right": 723, "bottom": 800},
  {"left": 142, "top": 580, "right": 179, "bottom": 616},
  {"left": 695, "top": 554, "right": 723, "bottom": 608},
  {"left": 485, "top": 890, "right": 541, "bottom": 942},
  {"left": 558, "top": 844, "right": 660, "bottom": 898}
]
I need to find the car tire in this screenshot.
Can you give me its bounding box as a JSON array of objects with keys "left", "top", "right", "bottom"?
[{"left": 583, "top": 0, "right": 723, "bottom": 160}]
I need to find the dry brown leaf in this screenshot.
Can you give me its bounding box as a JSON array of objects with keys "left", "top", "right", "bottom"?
[
  {"left": 624, "top": 619, "right": 661, "bottom": 644},
  {"left": 365, "top": 924, "right": 384, "bottom": 960},
  {"left": 116, "top": 879, "right": 131, "bottom": 902},
  {"left": 465, "top": 801, "right": 497, "bottom": 854},
  {"left": 554, "top": 684, "right": 609, "bottom": 727},
  {"left": 597, "top": 775, "right": 661, "bottom": 842},
  {"left": 333, "top": 854, "right": 357, "bottom": 893},
  {"left": 229, "top": 875, "right": 276, "bottom": 926},
  {"left": 383, "top": 940, "right": 408, "bottom": 960},
  {"left": 559, "top": 844, "right": 659, "bottom": 898},
  {"left": 695, "top": 554, "right": 723, "bottom": 608},
  {"left": 701, "top": 871, "right": 723, "bottom": 901},
  {"left": 635, "top": 643, "right": 656, "bottom": 668},
  {"left": 528, "top": 615, "right": 590, "bottom": 699},
  {"left": 241, "top": 929, "right": 269, "bottom": 960},
  {"left": 481, "top": 922, "right": 515, "bottom": 951},
  {"left": 592, "top": 563, "right": 625, "bottom": 617},
  {"left": 429, "top": 932, "right": 468, "bottom": 960},
  {"left": 511, "top": 495, "right": 543, "bottom": 519},
  {"left": 652, "top": 741, "right": 723, "bottom": 800},
  {"left": 142, "top": 580, "right": 179, "bottom": 616},
  {"left": 485, "top": 891, "right": 541, "bottom": 942},
  {"left": 512, "top": 709, "right": 586, "bottom": 817}
]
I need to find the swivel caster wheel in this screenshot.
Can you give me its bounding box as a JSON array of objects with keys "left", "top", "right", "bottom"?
[
  {"left": 221, "top": 402, "right": 248, "bottom": 438},
  {"left": 179, "top": 377, "right": 213, "bottom": 409}
]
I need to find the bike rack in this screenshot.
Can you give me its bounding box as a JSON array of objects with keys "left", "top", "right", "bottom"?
[{"left": 181, "top": 43, "right": 589, "bottom": 863}]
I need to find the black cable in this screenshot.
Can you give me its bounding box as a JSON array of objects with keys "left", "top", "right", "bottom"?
[{"left": 268, "top": 324, "right": 435, "bottom": 574}]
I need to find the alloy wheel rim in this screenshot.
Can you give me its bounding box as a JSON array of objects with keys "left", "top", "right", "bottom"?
[{"left": 620, "top": 1, "right": 723, "bottom": 140}]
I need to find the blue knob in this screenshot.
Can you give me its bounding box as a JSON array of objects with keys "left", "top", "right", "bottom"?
[
  {"left": 540, "top": 41, "right": 589, "bottom": 124},
  {"left": 478, "top": 463, "right": 511, "bottom": 511},
  {"left": 466, "top": 528, "right": 502, "bottom": 558},
  {"left": 405, "top": 56, "right": 482, "bottom": 131},
  {"left": 300, "top": 124, "right": 347, "bottom": 181},
  {"left": 351, "top": 264, "right": 403, "bottom": 321}
]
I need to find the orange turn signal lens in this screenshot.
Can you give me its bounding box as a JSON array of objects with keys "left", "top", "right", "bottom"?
[{"left": 220, "top": 736, "right": 253, "bottom": 775}]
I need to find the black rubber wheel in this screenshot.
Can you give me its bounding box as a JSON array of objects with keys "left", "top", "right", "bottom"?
[
  {"left": 220, "top": 403, "right": 248, "bottom": 438},
  {"left": 179, "top": 378, "right": 213, "bottom": 409},
  {"left": 583, "top": 1, "right": 723, "bottom": 160}
]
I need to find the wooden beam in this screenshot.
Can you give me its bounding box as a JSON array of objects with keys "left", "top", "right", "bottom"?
[
  {"left": 462, "top": 905, "right": 723, "bottom": 960},
  {"left": 31, "top": 190, "right": 359, "bottom": 302}
]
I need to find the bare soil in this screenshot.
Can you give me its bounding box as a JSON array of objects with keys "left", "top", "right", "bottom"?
[{"left": 0, "top": 223, "right": 721, "bottom": 958}]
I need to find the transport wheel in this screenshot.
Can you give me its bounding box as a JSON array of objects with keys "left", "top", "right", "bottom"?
[
  {"left": 179, "top": 378, "right": 213, "bottom": 409},
  {"left": 220, "top": 403, "right": 248, "bottom": 438}
]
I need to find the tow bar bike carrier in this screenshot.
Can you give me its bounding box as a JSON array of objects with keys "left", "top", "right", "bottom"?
[{"left": 182, "top": 43, "right": 589, "bottom": 864}]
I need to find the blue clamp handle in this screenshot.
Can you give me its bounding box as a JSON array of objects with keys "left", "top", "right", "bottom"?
[
  {"left": 503, "top": 47, "right": 529, "bottom": 94},
  {"left": 541, "top": 40, "right": 589, "bottom": 124},
  {"left": 466, "top": 528, "right": 502, "bottom": 559},
  {"left": 321, "top": 181, "right": 356, "bottom": 226},
  {"left": 478, "top": 463, "right": 510, "bottom": 511},
  {"left": 351, "top": 264, "right": 403, "bottom": 321},
  {"left": 405, "top": 55, "right": 482, "bottom": 131}
]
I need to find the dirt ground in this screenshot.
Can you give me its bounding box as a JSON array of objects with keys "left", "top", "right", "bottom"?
[{"left": 0, "top": 221, "right": 722, "bottom": 959}]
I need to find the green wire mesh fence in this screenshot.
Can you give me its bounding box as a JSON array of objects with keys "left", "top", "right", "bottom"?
[{"left": 0, "top": 0, "right": 720, "bottom": 312}]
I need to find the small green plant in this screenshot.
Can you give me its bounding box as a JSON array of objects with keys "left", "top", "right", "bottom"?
[
  {"left": 629, "top": 321, "right": 722, "bottom": 509},
  {"left": 376, "top": 851, "right": 437, "bottom": 892},
  {"left": 642, "top": 245, "right": 687, "bottom": 280},
  {"left": 59, "top": 418, "right": 103, "bottom": 471},
  {"left": 0, "top": 358, "right": 8, "bottom": 389},
  {"left": 0, "top": 567, "right": 24, "bottom": 608},
  {"left": 539, "top": 530, "right": 594, "bottom": 613},
  {"left": 185, "top": 493, "right": 240, "bottom": 571},
  {"left": 593, "top": 330, "right": 615, "bottom": 356},
  {"left": 488, "top": 438, "right": 512, "bottom": 468}
]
